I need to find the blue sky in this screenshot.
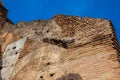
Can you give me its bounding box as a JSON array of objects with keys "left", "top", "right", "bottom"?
[{"left": 2, "top": 0, "right": 120, "bottom": 42}]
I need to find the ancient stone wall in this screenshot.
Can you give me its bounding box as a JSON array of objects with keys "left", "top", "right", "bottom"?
[
  {"left": 0, "top": 4, "right": 13, "bottom": 29},
  {"left": 0, "top": 5, "right": 120, "bottom": 80}
]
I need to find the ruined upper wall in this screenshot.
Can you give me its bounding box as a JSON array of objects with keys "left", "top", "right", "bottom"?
[
  {"left": 8, "top": 14, "right": 116, "bottom": 49},
  {"left": 52, "top": 15, "right": 115, "bottom": 45},
  {"left": 0, "top": 4, "right": 7, "bottom": 25},
  {"left": 0, "top": 3, "right": 7, "bottom": 16},
  {"left": 0, "top": 4, "right": 13, "bottom": 28}
]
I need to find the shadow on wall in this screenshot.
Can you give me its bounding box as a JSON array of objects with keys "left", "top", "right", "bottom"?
[
  {"left": 43, "top": 38, "right": 75, "bottom": 49},
  {"left": 0, "top": 45, "right": 2, "bottom": 80},
  {"left": 56, "top": 73, "right": 83, "bottom": 80}
]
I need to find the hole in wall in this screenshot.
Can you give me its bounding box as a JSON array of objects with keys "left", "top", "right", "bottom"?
[
  {"left": 50, "top": 73, "right": 54, "bottom": 77},
  {"left": 11, "top": 64, "right": 14, "bottom": 66},
  {"left": 47, "top": 30, "right": 50, "bottom": 33},
  {"left": 12, "top": 46, "right": 16, "bottom": 49},
  {"left": 40, "top": 76, "right": 43, "bottom": 78},
  {"left": 0, "top": 66, "right": 2, "bottom": 70},
  {"left": 46, "top": 62, "right": 50, "bottom": 65},
  {"left": 15, "top": 52, "right": 18, "bottom": 54}
]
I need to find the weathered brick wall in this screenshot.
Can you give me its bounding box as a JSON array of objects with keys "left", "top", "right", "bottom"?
[
  {"left": 0, "top": 4, "right": 7, "bottom": 26},
  {"left": 0, "top": 4, "right": 13, "bottom": 29}
]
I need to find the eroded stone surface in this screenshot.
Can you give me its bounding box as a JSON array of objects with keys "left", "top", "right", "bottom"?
[
  {"left": 0, "top": 4, "right": 120, "bottom": 80},
  {"left": 8, "top": 37, "right": 120, "bottom": 80},
  {"left": 1, "top": 37, "right": 27, "bottom": 80}
]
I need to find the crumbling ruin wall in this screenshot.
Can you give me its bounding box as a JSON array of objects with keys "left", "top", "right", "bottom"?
[{"left": 0, "top": 5, "right": 120, "bottom": 80}]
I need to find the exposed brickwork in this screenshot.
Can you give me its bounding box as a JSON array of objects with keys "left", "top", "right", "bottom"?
[{"left": 0, "top": 4, "right": 13, "bottom": 29}]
